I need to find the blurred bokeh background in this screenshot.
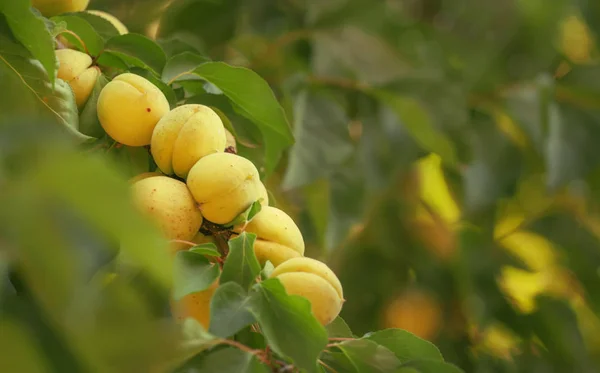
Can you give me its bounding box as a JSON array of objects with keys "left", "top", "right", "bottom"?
[{"left": 3, "top": 0, "right": 600, "bottom": 372}]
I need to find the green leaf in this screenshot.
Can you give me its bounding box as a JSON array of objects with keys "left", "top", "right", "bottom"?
[
  {"left": 0, "top": 32, "right": 89, "bottom": 143},
  {"left": 374, "top": 91, "right": 458, "bottom": 168},
  {"left": 326, "top": 317, "right": 354, "bottom": 339},
  {"left": 110, "top": 145, "right": 151, "bottom": 178},
  {"left": 248, "top": 278, "right": 328, "bottom": 373},
  {"left": 172, "top": 251, "right": 220, "bottom": 301},
  {"left": 174, "top": 62, "right": 294, "bottom": 174},
  {"left": 577, "top": 0, "right": 600, "bottom": 41},
  {"left": 190, "top": 243, "right": 221, "bottom": 258},
  {"left": 101, "top": 34, "right": 167, "bottom": 76},
  {"left": 182, "top": 347, "right": 268, "bottom": 373},
  {"left": 51, "top": 15, "right": 104, "bottom": 56},
  {"left": 260, "top": 261, "right": 274, "bottom": 280},
  {"left": 396, "top": 359, "right": 464, "bottom": 373},
  {"left": 208, "top": 282, "right": 255, "bottom": 338},
  {"left": 79, "top": 73, "right": 109, "bottom": 138},
  {"left": 220, "top": 233, "right": 261, "bottom": 289},
  {"left": 223, "top": 200, "right": 263, "bottom": 227},
  {"left": 282, "top": 90, "right": 354, "bottom": 190},
  {"left": 162, "top": 51, "right": 210, "bottom": 84},
  {"left": 68, "top": 11, "right": 121, "bottom": 40},
  {"left": 363, "top": 329, "right": 443, "bottom": 363},
  {"left": 545, "top": 102, "right": 600, "bottom": 190},
  {"left": 332, "top": 339, "right": 401, "bottom": 373},
  {"left": 0, "top": 0, "right": 56, "bottom": 84}
]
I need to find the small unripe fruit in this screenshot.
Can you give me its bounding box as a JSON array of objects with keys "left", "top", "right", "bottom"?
[
  {"left": 32, "top": 0, "right": 89, "bottom": 17},
  {"left": 55, "top": 49, "right": 100, "bottom": 109},
  {"left": 270, "top": 257, "right": 343, "bottom": 325},
  {"left": 131, "top": 176, "right": 203, "bottom": 252},
  {"left": 151, "top": 104, "right": 227, "bottom": 178},
  {"left": 225, "top": 129, "right": 236, "bottom": 152},
  {"left": 232, "top": 206, "right": 304, "bottom": 266},
  {"left": 186, "top": 153, "right": 263, "bottom": 225},
  {"left": 97, "top": 73, "right": 170, "bottom": 146},
  {"left": 171, "top": 279, "right": 218, "bottom": 329},
  {"left": 87, "top": 10, "right": 128, "bottom": 35}
]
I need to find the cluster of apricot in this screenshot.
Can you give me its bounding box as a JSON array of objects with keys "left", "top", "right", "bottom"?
[{"left": 37, "top": 0, "right": 344, "bottom": 328}]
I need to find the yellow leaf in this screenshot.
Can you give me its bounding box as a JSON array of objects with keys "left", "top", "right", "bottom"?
[{"left": 416, "top": 153, "right": 460, "bottom": 225}]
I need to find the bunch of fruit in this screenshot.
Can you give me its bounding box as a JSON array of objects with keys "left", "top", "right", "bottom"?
[{"left": 40, "top": 0, "right": 344, "bottom": 329}]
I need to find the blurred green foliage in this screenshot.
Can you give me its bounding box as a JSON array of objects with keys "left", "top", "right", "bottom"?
[{"left": 3, "top": 0, "right": 600, "bottom": 372}]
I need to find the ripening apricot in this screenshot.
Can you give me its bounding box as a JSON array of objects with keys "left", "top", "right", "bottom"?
[
  {"left": 151, "top": 104, "right": 227, "bottom": 178},
  {"left": 131, "top": 176, "right": 203, "bottom": 251},
  {"left": 171, "top": 279, "right": 218, "bottom": 329},
  {"left": 87, "top": 10, "right": 128, "bottom": 35},
  {"left": 55, "top": 49, "right": 100, "bottom": 109},
  {"left": 32, "top": 0, "right": 89, "bottom": 17},
  {"left": 186, "top": 153, "right": 263, "bottom": 225},
  {"left": 270, "top": 257, "right": 343, "bottom": 325},
  {"left": 232, "top": 206, "right": 304, "bottom": 266},
  {"left": 382, "top": 289, "right": 442, "bottom": 341},
  {"left": 97, "top": 73, "right": 170, "bottom": 146}
]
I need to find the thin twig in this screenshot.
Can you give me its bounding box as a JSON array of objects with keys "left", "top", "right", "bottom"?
[
  {"left": 217, "top": 338, "right": 269, "bottom": 364},
  {"left": 58, "top": 30, "right": 90, "bottom": 55},
  {"left": 319, "top": 359, "right": 338, "bottom": 373},
  {"left": 170, "top": 239, "right": 197, "bottom": 247},
  {"left": 328, "top": 337, "right": 355, "bottom": 341}
]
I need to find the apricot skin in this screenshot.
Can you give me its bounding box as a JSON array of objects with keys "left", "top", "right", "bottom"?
[
  {"left": 32, "top": 0, "right": 89, "bottom": 17},
  {"left": 151, "top": 104, "right": 227, "bottom": 178},
  {"left": 186, "top": 153, "right": 263, "bottom": 225},
  {"left": 171, "top": 280, "right": 218, "bottom": 329},
  {"left": 131, "top": 176, "right": 203, "bottom": 253},
  {"left": 97, "top": 73, "right": 170, "bottom": 146},
  {"left": 270, "top": 257, "right": 343, "bottom": 325},
  {"left": 55, "top": 49, "right": 99, "bottom": 109},
  {"left": 232, "top": 206, "right": 304, "bottom": 266}
]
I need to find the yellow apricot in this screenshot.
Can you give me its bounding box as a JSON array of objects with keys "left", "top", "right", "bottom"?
[
  {"left": 258, "top": 182, "right": 269, "bottom": 207},
  {"left": 232, "top": 206, "right": 304, "bottom": 266},
  {"left": 128, "top": 171, "right": 163, "bottom": 184},
  {"left": 131, "top": 176, "right": 203, "bottom": 251},
  {"left": 97, "top": 73, "right": 170, "bottom": 146},
  {"left": 186, "top": 153, "right": 263, "bottom": 225},
  {"left": 87, "top": 10, "right": 128, "bottom": 35},
  {"left": 32, "top": 0, "right": 89, "bottom": 17},
  {"left": 151, "top": 104, "right": 227, "bottom": 178},
  {"left": 270, "top": 257, "right": 343, "bottom": 325},
  {"left": 382, "top": 289, "right": 442, "bottom": 341},
  {"left": 171, "top": 280, "right": 218, "bottom": 329},
  {"left": 56, "top": 49, "right": 100, "bottom": 109}
]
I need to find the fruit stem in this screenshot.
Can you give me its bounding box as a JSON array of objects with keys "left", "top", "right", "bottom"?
[
  {"left": 217, "top": 338, "right": 269, "bottom": 364},
  {"left": 170, "top": 239, "right": 197, "bottom": 247},
  {"left": 328, "top": 337, "right": 355, "bottom": 341},
  {"left": 319, "top": 359, "right": 338, "bottom": 373}
]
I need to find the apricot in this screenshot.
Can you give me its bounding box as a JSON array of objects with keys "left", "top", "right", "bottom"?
[
  {"left": 131, "top": 176, "right": 203, "bottom": 250},
  {"left": 382, "top": 289, "right": 442, "bottom": 341},
  {"left": 128, "top": 171, "right": 163, "bottom": 184},
  {"left": 87, "top": 10, "right": 128, "bottom": 35},
  {"left": 171, "top": 279, "right": 218, "bottom": 329},
  {"left": 270, "top": 257, "right": 343, "bottom": 325},
  {"left": 151, "top": 104, "right": 227, "bottom": 178},
  {"left": 97, "top": 73, "right": 170, "bottom": 146},
  {"left": 186, "top": 153, "right": 263, "bottom": 225},
  {"left": 232, "top": 206, "right": 304, "bottom": 266},
  {"left": 55, "top": 49, "right": 100, "bottom": 109},
  {"left": 32, "top": 0, "right": 89, "bottom": 17}
]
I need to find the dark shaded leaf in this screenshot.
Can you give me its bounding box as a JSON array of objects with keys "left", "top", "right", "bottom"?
[
  {"left": 79, "top": 73, "right": 109, "bottom": 138},
  {"left": 51, "top": 15, "right": 104, "bottom": 56},
  {"left": 173, "top": 251, "right": 220, "bottom": 300},
  {"left": 363, "top": 329, "right": 443, "bottom": 363},
  {"left": 221, "top": 233, "right": 261, "bottom": 289},
  {"left": 101, "top": 34, "right": 167, "bottom": 75},
  {"left": 208, "top": 282, "right": 255, "bottom": 338},
  {"left": 248, "top": 278, "right": 328, "bottom": 373}
]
